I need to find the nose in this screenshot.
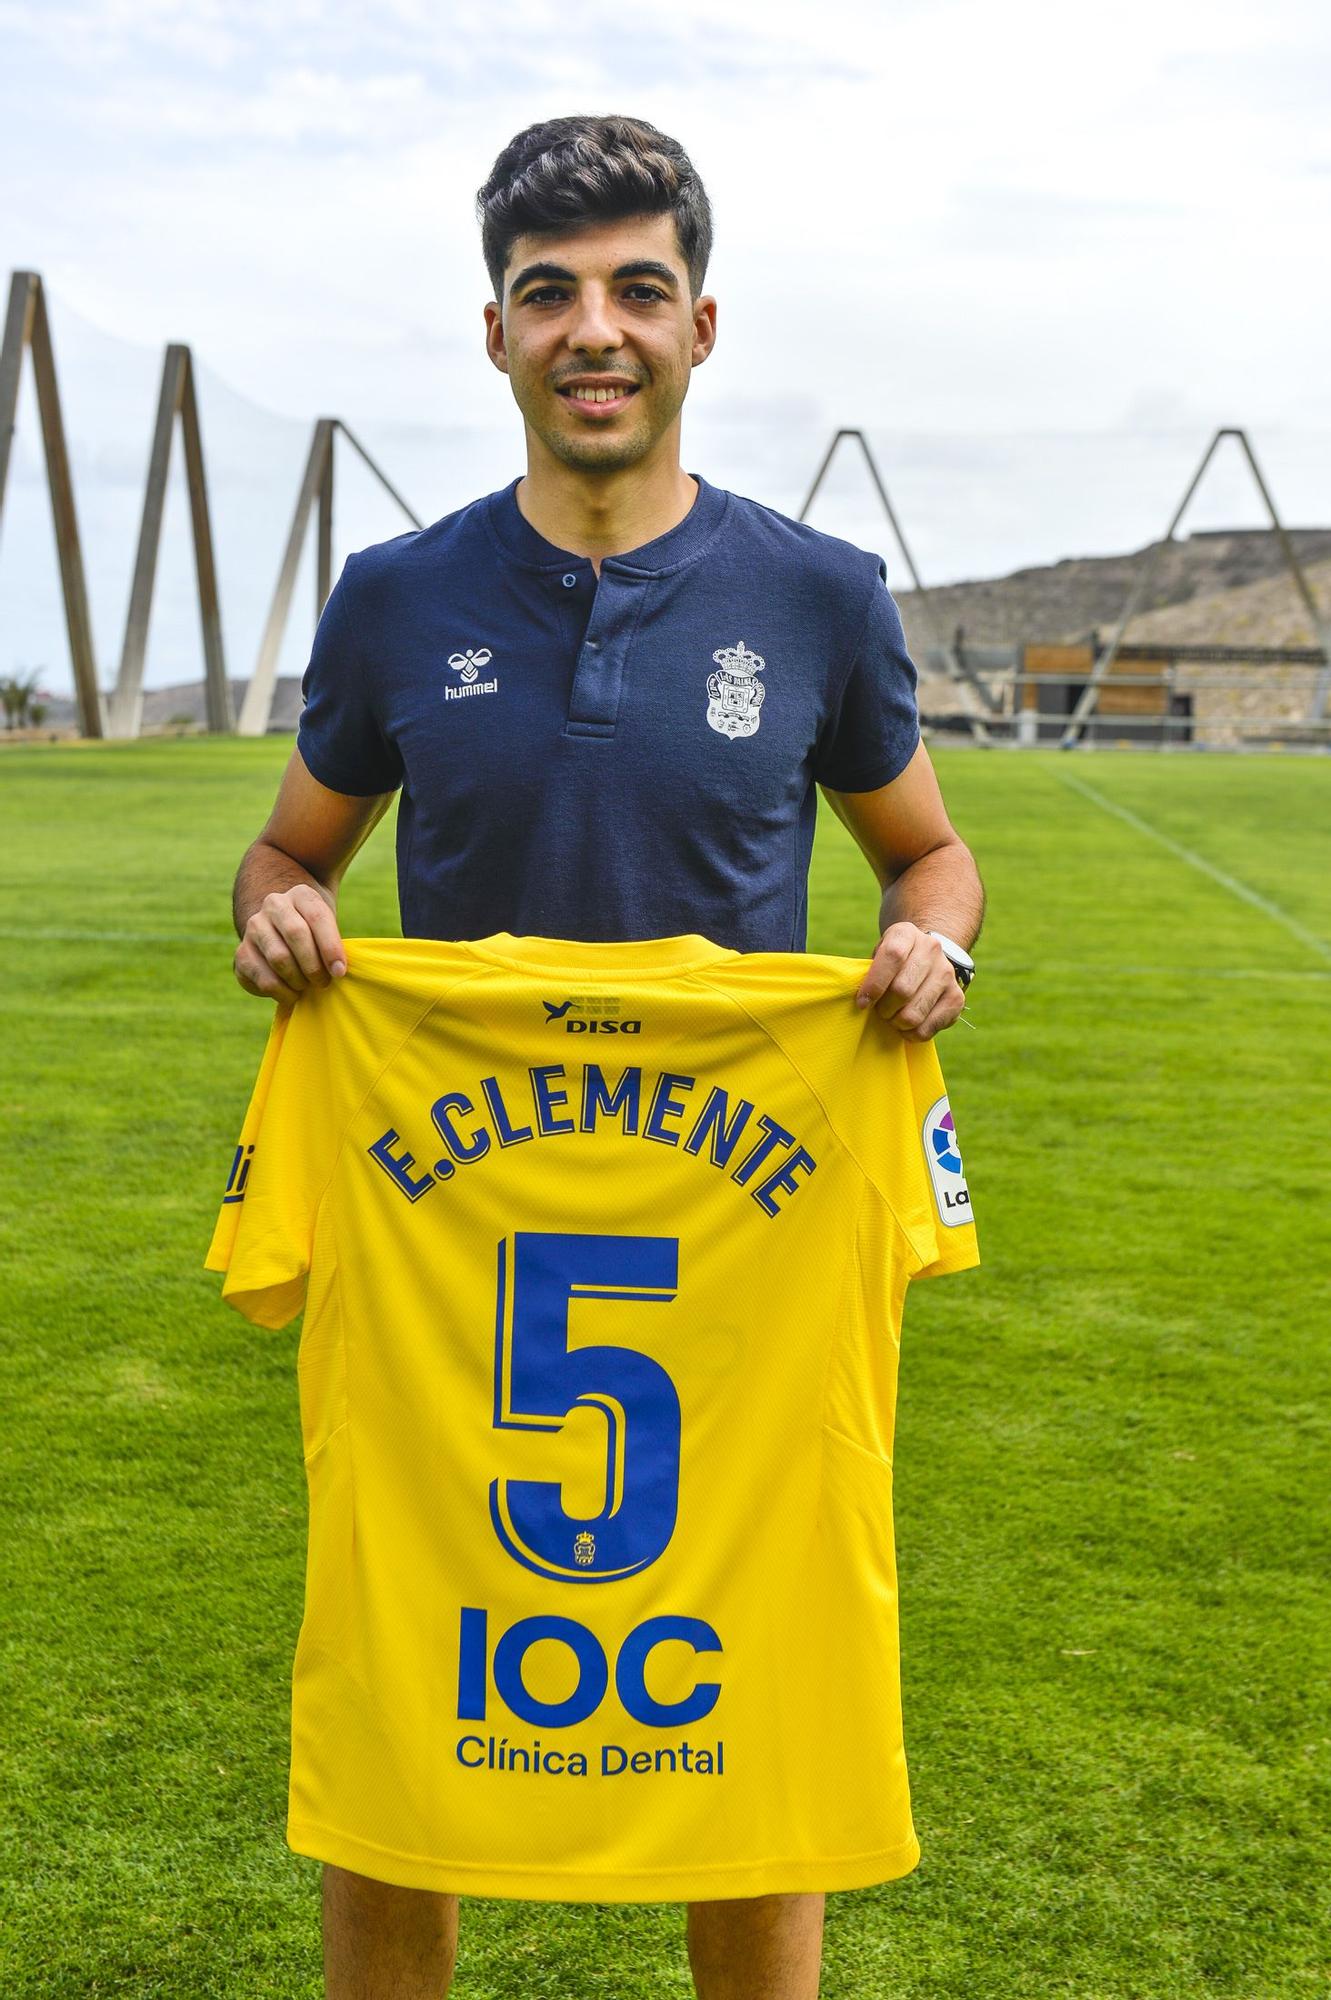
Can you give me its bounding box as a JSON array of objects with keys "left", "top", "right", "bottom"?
[{"left": 566, "top": 282, "right": 623, "bottom": 356}]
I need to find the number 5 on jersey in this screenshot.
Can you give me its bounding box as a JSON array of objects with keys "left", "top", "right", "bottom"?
[{"left": 488, "top": 1231, "right": 683, "bottom": 1583}]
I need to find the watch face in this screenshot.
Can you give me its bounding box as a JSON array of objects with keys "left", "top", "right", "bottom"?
[{"left": 931, "top": 933, "right": 974, "bottom": 977}]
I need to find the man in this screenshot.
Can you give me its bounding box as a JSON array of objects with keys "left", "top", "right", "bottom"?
[{"left": 229, "top": 114, "right": 983, "bottom": 2000}]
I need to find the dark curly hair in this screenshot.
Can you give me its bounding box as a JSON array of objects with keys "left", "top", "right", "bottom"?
[{"left": 476, "top": 114, "right": 713, "bottom": 304}]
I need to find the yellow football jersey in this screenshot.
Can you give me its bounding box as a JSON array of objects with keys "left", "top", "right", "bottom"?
[{"left": 204, "top": 932, "right": 980, "bottom": 1901}]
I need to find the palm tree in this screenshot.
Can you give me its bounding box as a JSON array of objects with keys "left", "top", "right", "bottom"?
[{"left": 1, "top": 669, "right": 45, "bottom": 729}]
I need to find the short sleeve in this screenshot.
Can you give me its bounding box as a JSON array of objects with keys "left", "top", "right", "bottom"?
[
  {"left": 203, "top": 1004, "right": 326, "bottom": 1329},
  {"left": 810, "top": 990, "right": 979, "bottom": 1284},
  {"left": 814, "top": 563, "right": 921, "bottom": 792},
  {"left": 203, "top": 959, "right": 444, "bottom": 1328},
  {"left": 296, "top": 559, "right": 404, "bottom": 797}
]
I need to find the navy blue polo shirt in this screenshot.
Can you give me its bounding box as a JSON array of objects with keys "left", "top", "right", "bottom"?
[{"left": 296, "top": 474, "right": 920, "bottom": 953}]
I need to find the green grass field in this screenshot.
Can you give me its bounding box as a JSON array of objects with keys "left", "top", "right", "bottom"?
[{"left": 2, "top": 737, "right": 1328, "bottom": 1999}]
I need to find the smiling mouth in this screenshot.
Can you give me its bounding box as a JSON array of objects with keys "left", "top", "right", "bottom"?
[{"left": 556, "top": 383, "right": 642, "bottom": 407}]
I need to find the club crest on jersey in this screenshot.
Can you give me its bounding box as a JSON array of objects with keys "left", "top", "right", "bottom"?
[
  {"left": 706, "top": 640, "right": 766, "bottom": 740},
  {"left": 573, "top": 1531, "right": 596, "bottom": 1567},
  {"left": 922, "top": 1095, "right": 971, "bottom": 1229}
]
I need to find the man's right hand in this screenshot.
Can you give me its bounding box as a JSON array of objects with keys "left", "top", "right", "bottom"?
[
  {"left": 234, "top": 884, "right": 348, "bottom": 1001},
  {"left": 230, "top": 746, "right": 396, "bottom": 1001}
]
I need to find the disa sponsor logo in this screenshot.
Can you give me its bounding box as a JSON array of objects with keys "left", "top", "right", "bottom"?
[{"left": 542, "top": 995, "right": 642, "bottom": 1035}]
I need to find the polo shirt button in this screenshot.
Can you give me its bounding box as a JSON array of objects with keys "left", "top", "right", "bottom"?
[{"left": 562, "top": 573, "right": 577, "bottom": 588}]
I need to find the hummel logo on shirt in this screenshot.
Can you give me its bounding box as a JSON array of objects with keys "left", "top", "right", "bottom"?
[{"left": 447, "top": 648, "right": 498, "bottom": 700}]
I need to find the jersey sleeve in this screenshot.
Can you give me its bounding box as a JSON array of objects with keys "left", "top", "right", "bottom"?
[
  {"left": 203, "top": 959, "right": 447, "bottom": 1329},
  {"left": 296, "top": 557, "right": 404, "bottom": 797},
  {"left": 799, "top": 982, "right": 980, "bottom": 1283},
  {"left": 898, "top": 1042, "right": 980, "bottom": 1281},
  {"left": 203, "top": 1004, "right": 327, "bottom": 1329},
  {"left": 813, "top": 563, "right": 922, "bottom": 793}
]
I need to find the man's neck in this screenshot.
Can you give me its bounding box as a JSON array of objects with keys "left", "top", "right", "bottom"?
[{"left": 515, "top": 444, "right": 699, "bottom": 577}]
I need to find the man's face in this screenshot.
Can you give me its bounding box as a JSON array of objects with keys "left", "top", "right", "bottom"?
[{"left": 483, "top": 212, "right": 716, "bottom": 473}]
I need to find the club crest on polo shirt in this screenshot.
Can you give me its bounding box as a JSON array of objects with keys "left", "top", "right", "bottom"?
[{"left": 706, "top": 640, "right": 766, "bottom": 740}]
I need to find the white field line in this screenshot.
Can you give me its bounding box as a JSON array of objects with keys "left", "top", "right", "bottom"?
[
  {"left": 0, "top": 927, "right": 231, "bottom": 944},
  {"left": 1052, "top": 770, "right": 1331, "bottom": 965}
]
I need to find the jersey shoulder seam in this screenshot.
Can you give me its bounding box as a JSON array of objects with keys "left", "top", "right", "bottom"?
[{"left": 308, "top": 962, "right": 499, "bottom": 1235}]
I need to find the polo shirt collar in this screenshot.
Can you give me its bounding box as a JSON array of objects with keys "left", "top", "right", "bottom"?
[{"left": 486, "top": 472, "right": 729, "bottom": 576}]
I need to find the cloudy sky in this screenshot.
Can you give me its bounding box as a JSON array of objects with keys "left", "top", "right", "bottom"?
[{"left": 2, "top": 0, "right": 1329, "bottom": 691}]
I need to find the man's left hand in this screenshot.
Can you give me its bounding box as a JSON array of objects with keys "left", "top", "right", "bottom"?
[{"left": 854, "top": 922, "right": 968, "bottom": 1041}]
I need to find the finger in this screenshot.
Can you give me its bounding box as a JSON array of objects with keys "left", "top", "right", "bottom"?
[
  {"left": 234, "top": 943, "right": 300, "bottom": 1002},
  {"left": 896, "top": 985, "right": 966, "bottom": 1042},
  {"left": 243, "top": 913, "right": 312, "bottom": 996},
  {"left": 859, "top": 938, "right": 932, "bottom": 1014},
  {"left": 291, "top": 887, "right": 348, "bottom": 978},
  {"left": 855, "top": 937, "right": 907, "bottom": 1009},
  {"left": 884, "top": 968, "right": 955, "bottom": 1036},
  {"left": 263, "top": 894, "right": 329, "bottom": 986},
  {"left": 875, "top": 954, "right": 933, "bottom": 1020}
]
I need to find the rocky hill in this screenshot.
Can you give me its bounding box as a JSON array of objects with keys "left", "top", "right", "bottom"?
[
  {"left": 895, "top": 527, "right": 1331, "bottom": 653},
  {"left": 1121, "top": 553, "right": 1331, "bottom": 650}
]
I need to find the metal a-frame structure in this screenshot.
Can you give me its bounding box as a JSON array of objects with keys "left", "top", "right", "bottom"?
[
  {"left": 0, "top": 270, "right": 104, "bottom": 735},
  {"left": 108, "top": 341, "right": 229, "bottom": 737},
  {"left": 236, "top": 417, "right": 424, "bottom": 735},
  {"left": 798, "top": 428, "right": 999, "bottom": 746},
  {"left": 1, "top": 273, "right": 227, "bottom": 738},
  {"left": 1061, "top": 427, "right": 1331, "bottom": 748},
  {"left": 2, "top": 268, "right": 426, "bottom": 740}
]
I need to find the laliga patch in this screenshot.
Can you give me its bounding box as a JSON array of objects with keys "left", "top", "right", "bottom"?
[{"left": 922, "top": 1095, "right": 972, "bottom": 1229}]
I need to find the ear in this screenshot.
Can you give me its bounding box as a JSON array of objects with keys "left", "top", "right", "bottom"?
[
  {"left": 690, "top": 294, "right": 717, "bottom": 369},
  {"left": 483, "top": 300, "right": 509, "bottom": 375}
]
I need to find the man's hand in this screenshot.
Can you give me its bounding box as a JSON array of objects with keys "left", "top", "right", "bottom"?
[
  {"left": 234, "top": 883, "right": 348, "bottom": 1002},
  {"left": 854, "top": 922, "right": 967, "bottom": 1041}
]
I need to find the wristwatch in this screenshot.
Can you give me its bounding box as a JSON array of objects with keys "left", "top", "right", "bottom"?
[{"left": 926, "top": 930, "right": 976, "bottom": 991}]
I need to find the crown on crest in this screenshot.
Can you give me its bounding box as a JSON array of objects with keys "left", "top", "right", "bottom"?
[{"left": 712, "top": 639, "right": 766, "bottom": 678}]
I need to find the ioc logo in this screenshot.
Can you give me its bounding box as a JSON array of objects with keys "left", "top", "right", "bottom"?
[{"left": 457, "top": 1607, "right": 722, "bottom": 1728}]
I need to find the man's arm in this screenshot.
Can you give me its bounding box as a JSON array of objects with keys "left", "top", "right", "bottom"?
[
  {"left": 232, "top": 747, "right": 397, "bottom": 1002},
  {"left": 820, "top": 739, "right": 985, "bottom": 1041}
]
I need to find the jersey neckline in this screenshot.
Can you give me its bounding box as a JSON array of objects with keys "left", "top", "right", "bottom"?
[
  {"left": 459, "top": 932, "right": 739, "bottom": 978},
  {"left": 485, "top": 474, "right": 730, "bottom": 576}
]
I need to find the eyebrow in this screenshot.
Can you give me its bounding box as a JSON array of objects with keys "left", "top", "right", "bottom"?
[{"left": 508, "top": 259, "right": 681, "bottom": 295}]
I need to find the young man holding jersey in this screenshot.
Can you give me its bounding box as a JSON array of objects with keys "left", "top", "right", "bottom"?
[{"left": 227, "top": 113, "right": 983, "bottom": 2000}]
